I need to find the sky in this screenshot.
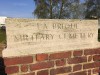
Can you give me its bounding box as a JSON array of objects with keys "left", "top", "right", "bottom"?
[
  {"left": 0, "top": 0, "right": 35, "bottom": 18},
  {"left": 0, "top": 0, "right": 85, "bottom": 18}
]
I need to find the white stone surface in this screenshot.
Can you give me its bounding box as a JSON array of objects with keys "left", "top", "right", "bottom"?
[
  {"left": 0, "top": 17, "right": 7, "bottom": 24},
  {"left": 3, "top": 18, "right": 99, "bottom": 57}
]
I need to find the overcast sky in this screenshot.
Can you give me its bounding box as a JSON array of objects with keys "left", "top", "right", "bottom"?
[{"left": 0, "top": 0, "right": 85, "bottom": 18}]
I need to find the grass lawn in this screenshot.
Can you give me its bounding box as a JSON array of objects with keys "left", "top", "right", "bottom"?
[{"left": 0, "top": 29, "right": 6, "bottom": 44}]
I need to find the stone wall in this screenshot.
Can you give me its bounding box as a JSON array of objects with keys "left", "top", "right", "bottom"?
[
  {"left": 3, "top": 19, "right": 99, "bottom": 57},
  {"left": 2, "top": 18, "right": 100, "bottom": 75},
  {"left": 3, "top": 48, "right": 100, "bottom": 75}
]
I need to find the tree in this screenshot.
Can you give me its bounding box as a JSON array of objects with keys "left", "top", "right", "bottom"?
[
  {"left": 33, "top": 0, "right": 83, "bottom": 19},
  {"left": 33, "top": 0, "right": 61, "bottom": 19},
  {"left": 33, "top": 0, "right": 100, "bottom": 19},
  {"left": 33, "top": 0, "right": 50, "bottom": 18},
  {"left": 69, "top": 0, "right": 80, "bottom": 19},
  {"left": 97, "top": 0, "right": 100, "bottom": 18},
  {"left": 85, "top": 0, "right": 98, "bottom": 19}
]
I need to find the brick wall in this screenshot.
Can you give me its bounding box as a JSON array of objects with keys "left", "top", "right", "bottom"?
[{"left": 3, "top": 48, "right": 100, "bottom": 75}]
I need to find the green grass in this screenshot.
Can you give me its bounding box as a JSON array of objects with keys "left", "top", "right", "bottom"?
[{"left": 0, "top": 29, "right": 6, "bottom": 44}]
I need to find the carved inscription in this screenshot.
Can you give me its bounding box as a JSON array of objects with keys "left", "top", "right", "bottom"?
[
  {"left": 6, "top": 19, "right": 98, "bottom": 50},
  {"left": 14, "top": 32, "right": 94, "bottom": 42},
  {"left": 3, "top": 18, "right": 99, "bottom": 57},
  {"left": 12, "top": 22, "right": 95, "bottom": 43},
  {"left": 59, "top": 33, "right": 94, "bottom": 39},
  {"left": 14, "top": 33, "right": 54, "bottom": 42}
]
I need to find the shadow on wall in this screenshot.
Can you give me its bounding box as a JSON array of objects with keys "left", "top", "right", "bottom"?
[
  {"left": 98, "top": 19, "right": 100, "bottom": 42},
  {"left": 0, "top": 28, "right": 7, "bottom": 74},
  {"left": 0, "top": 44, "right": 7, "bottom": 75},
  {"left": 0, "top": 57, "right": 7, "bottom": 75}
]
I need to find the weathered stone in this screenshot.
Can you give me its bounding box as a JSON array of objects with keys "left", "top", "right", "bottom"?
[{"left": 3, "top": 18, "right": 99, "bottom": 57}]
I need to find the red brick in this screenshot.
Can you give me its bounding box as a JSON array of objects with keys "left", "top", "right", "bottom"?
[
  {"left": 56, "top": 59, "right": 66, "bottom": 66},
  {"left": 93, "top": 55, "right": 100, "bottom": 61},
  {"left": 69, "top": 71, "right": 87, "bottom": 75},
  {"left": 50, "top": 51, "right": 71, "bottom": 60},
  {"left": 73, "top": 64, "right": 82, "bottom": 72},
  {"left": 22, "top": 72, "right": 35, "bottom": 75},
  {"left": 21, "top": 65, "right": 28, "bottom": 72},
  {"left": 30, "top": 61, "right": 54, "bottom": 71},
  {"left": 37, "top": 70, "right": 48, "bottom": 75},
  {"left": 84, "top": 49, "right": 95, "bottom": 55},
  {"left": 88, "top": 70, "right": 91, "bottom": 75},
  {"left": 4, "top": 56, "right": 33, "bottom": 66},
  {"left": 93, "top": 68, "right": 100, "bottom": 74},
  {"left": 50, "top": 66, "right": 71, "bottom": 75},
  {"left": 88, "top": 56, "right": 93, "bottom": 62},
  {"left": 67, "top": 57, "right": 87, "bottom": 64},
  {"left": 5, "top": 66, "right": 19, "bottom": 74},
  {"left": 84, "top": 48, "right": 100, "bottom": 55},
  {"left": 73, "top": 50, "right": 83, "bottom": 57},
  {"left": 83, "top": 62, "right": 100, "bottom": 69},
  {"left": 36, "top": 54, "right": 48, "bottom": 61}
]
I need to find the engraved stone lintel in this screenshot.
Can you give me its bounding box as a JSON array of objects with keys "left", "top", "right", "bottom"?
[{"left": 3, "top": 18, "right": 99, "bottom": 57}]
